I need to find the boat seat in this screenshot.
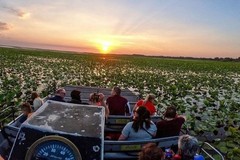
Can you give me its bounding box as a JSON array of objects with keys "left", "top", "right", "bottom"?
[
  {"left": 105, "top": 115, "right": 162, "bottom": 133},
  {"left": 104, "top": 136, "right": 179, "bottom": 160}
]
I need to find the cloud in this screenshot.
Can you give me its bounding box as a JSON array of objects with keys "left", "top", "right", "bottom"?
[
  {"left": 18, "top": 12, "right": 31, "bottom": 19},
  {"left": 2, "top": 5, "right": 30, "bottom": 19},
  {"left": 0, "top": 21, "right": 10, "bottom": 31}
]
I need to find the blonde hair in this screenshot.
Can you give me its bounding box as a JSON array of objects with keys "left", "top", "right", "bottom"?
[{"left": 143, "top": 94, "right": 155, "bottom": 105}]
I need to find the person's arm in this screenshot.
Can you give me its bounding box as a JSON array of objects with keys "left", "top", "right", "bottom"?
[
  {"left": 150, "top": 122, "right": 157, "bottom": 137},
  {"left": 118, "top": 134, "right": 127, "bottom": 141},
  {"left": 99, "top": 93, "right": 109, "bottom": 118},
  {"left": 101, "top": 101, "right": 109, "bottom": 118},
  {"left": 125, "top": 102, "right": 131, "bottom": 116},
  {"left": 133, "top": 102, "right": 138, "bottom": 112},
  {"left": 118, "top": 123, "right": 131, "bottom": 141},
  {"left": 0, "top": 155, "right": 4, "bottom": 160},
  {"left": 177, "top": 115, "right": 187, "bottom": 121}
]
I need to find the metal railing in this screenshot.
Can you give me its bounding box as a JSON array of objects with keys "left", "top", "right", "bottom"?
[
  {"left": 200, "top": 142, "right": 225, "bottom": 160},
  {"left": 0, "top": 105, "right": 18, "bottom": 129}
]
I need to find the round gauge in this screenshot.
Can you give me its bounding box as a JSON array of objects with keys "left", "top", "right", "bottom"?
[{"left": 25, "top": 135, "right": 82, "bottom": 160}]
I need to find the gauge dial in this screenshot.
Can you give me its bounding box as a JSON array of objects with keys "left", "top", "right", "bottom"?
[{"left": 25, "top": 135, "right": 82, "bottom": 160}]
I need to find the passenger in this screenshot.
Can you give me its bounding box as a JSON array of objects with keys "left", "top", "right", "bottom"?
[
  {"left": 49, "top": 88, "right": 66, "bottom": 102},
  {"left": 106, "top": 86, "right": 130, "bottom": 115},
  {"left": 31, "top": 91, "right": 43, "bottom": 111},
  {"left": 69, "top": 90, "right": 89, "bottom": 105},
  {"left": 156, "top": 106, "right": 186, "bottom": 138},
  {"left": 16, "top": 102, "right": 33, "bottom": 127},
  {"left": 133, "top": 94, "right": 156, "bottom": 115},
  {"left": 69, "top": 90, "right": 82, "bottom": 104},
  {"left": 89, "top": 92, "right": 109, "bottom": 118},
  {"left": 173, "top": 135, "right": 204, "bottom": 160},
  {"left": 118, "top": 106, "right": 157, "bottom": 140},
  {"left": 138, "top": 143, "right": 164, "bottom": 160}
]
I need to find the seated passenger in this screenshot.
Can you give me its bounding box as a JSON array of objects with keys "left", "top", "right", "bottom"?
[
  {"left": 138, "top": 143, "right": 164, "bottom": 160},
  {"left": 156, "top": 106, "right": 186, "bottom": 138},
  {"left": 89, "top": 92, "right": 109, "bottom": 118},
  {"left": 31, "top": 91, "right": 43, "bottom": 111},
  {"left": 106, "top": 86, "right": 130, "bottom": 115},
  {"left": 16, "top": 102, "right": 33, "bottom": 127},
  {"left": 133, "top": 94, "right": 156, "bottom": 115},
  {"left": 118, "top": 106, "right": 157, "bottom": 141},
  {"left": 69, "top": 90, "right": 81, "bottom": 104},
  {"left": 173, "top": 135, "right": 204, "bottom": 160},
  {"left": 49, "top": 88, "right": 66, "bottom": 102}
]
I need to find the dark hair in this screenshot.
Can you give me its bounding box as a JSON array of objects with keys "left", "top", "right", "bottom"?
[
  {"left": 132, "top": 106, "right": 151, "bottom": 132},
  {"left": 89, "top": 92, "right": 100, "bottom": 103},
  {"left": 31, "top": 91, "right": 39, "bottom": 100},
  {"left": 21, "top": 102, "right": 32, "bottom": 113},
  {"left": 71, "top": 90, "right": 81, "bottom": 102},
  {"left": 113, "top": 86, "right": 121, "bottom": 95},
  {"left": 164, "top": 106, "right": 177, "bottom": 118},
  {"left": 138, "top": 143, "right": 164, "bottom": 160}
]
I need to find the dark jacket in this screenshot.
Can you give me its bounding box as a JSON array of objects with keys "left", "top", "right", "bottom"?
[{"left": 49, "top": 95, "right": 65, "bottom": 102}]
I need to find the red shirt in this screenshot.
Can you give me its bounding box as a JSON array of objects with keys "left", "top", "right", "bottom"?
[
  {"left": 156, "top": 117, "right": 185, "bottom": 138},
  {"left": 136, "top": 100, "right": 156, "bottom": 115},
  {"left": 106, "top": 95, "right": 129, "bottom": 115},
  {"left": 172, "top": 154, "right": 181, "bottom": 160}
]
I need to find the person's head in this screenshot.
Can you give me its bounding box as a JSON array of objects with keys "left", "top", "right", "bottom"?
[
  {"left": 134, "top": 106, "right": 151, "bottom": 120},
  {"left": 89, "top": 92, "right": 104, "bottom": 104},
  {"left": 111, "top": 86, "right": 121, "bottom": 96},
  {"left": 89, "top": 92, "right": 100, "bottom": 103},
  {"left": 138, "top": 143, "right": 164, "bottom": 160},
  {"left": 31, "top": 91, "right": 39, "bottom": 100},
  {"left": 178, "top": 135, "right": 199, "bottom": 160},
  {"left": 21, "top": 102, "right": 32, "bottom": 116},
  {"left": 132, "top": 106, "right": 151, "bottom": 132},
  {"left": 71, "top": 90, "right": 81, "bottom": 102},
  {"left": 56, "top": 88, "right": 66, "bottom": 98},
  {"left": 144, "top": 94, "right": 155, "bottom": 103},
  {"left": 164, "top": 106, "right": 177, "bottom": 118}
]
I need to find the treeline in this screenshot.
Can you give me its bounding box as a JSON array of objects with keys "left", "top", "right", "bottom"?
[
  {"left": 132, "top": 54, "right": 240, "bottom": 62},
  {"left": 213, "top": 57, "right": 240, "bottom": 62}
]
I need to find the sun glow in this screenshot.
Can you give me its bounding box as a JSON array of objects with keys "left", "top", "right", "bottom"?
[
  {"left": 102, "top": 41, "right": 111, "bottom": 53},
  {"left": 95, "top": 40, "right": 113, "bottom": 54}
]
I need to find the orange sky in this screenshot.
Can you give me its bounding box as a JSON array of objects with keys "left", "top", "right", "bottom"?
[{"left": 0, "top": 0, "right": 240, "bottom": 58}]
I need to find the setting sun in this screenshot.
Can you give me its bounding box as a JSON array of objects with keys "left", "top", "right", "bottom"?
[
  {"left": 94, "top": 39, "right": 113, "bottom": 54},
  {"left": 102, "top": 41, "right": 111, "bottom": 53}
]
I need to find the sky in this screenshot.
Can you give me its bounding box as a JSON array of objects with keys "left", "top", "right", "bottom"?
[{"left": 0, "top": 0, "right": 240, "bottom": 58}]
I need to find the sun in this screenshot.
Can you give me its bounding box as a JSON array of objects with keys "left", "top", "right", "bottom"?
[
  {"left": 94, "top": 39, "right": 113, "bottom": 54},
  {"left": 101, "top": 41, "right": 111, "bottom": 53},
  {"left": 99, "top": 41, "right": 112, "bottom": 54},
  {"left": 93, "top": 38, "right": 117, "bottom": 54}
]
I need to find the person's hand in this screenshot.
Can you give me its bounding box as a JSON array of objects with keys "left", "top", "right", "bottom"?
[{"left": 164, "top": 148, "right": 175, "bottom": 159}]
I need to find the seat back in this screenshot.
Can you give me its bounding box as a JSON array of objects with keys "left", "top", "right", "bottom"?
[
  {"left": 105, "top": 115, "right": 162, "bottom": 132},
  {"left": 104, "top": 136, "right": 179, "bottom": 160},
  {"left": 105, "top": 115, "right": 132, "bottom": 132}
]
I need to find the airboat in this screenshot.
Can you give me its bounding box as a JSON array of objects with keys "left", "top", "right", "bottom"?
[{"left": 0, "top": 86, "right": 224, "bottom": 160}]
